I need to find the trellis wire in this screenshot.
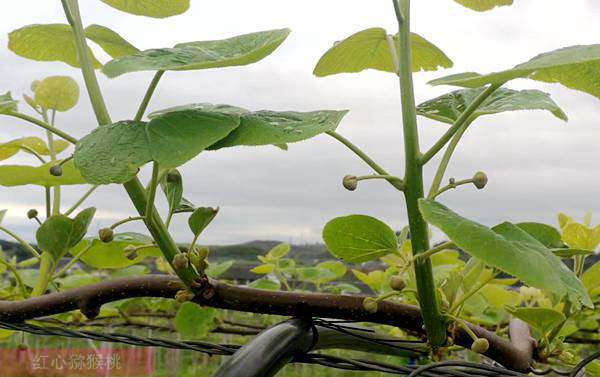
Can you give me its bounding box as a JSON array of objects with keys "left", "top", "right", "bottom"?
[{"left": 0, "top": 320, "right": 597, "bottom": 376}]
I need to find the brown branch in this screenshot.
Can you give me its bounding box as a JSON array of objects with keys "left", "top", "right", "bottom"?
[{"left": 0, "top": 275, "right": 535, "bottom": 371}]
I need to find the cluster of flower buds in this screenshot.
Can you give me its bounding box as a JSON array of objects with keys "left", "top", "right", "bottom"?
[
  {"left": 189, "top": 247, "right": 209, "bottom": 274},
  {"left": 175, "top": 289, "right": 195, "bottom": 302}
]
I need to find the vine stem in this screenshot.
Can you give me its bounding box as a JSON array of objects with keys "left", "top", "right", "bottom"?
[
  {"left": 64, "top": 185, "right": 98, "bottom": 216},
  {"left": 31, "top": 252, "right": 54, "bottom": 297},
  {"left": 420, "top": 84, "right": 501, "bottom": 165},
  {"left": 6, "top": 112, "right": 78, "bottom": 144},
  {"left": 43, "top": 110, "right": 60, "bottom": 215},
  {"left": 61, "top": 0, "right": 198, "bottom": 287},
  {"left": 135, "top": 70, "right": 165, "bottom": 121},
  {"left": 413, "top": 241, "right": 454, "bottom": 261},
  {"left": 0, "top": 259, "right": 28, "bottom": 298},
  {"left": 394, "top": 0, "right": 447, "bottom": 347},
  {"left": 326, "top": 131, "right": 404, "bottom": 191},
  {"left": 427, "top": 119, "right": 472, "bottom": 199}
]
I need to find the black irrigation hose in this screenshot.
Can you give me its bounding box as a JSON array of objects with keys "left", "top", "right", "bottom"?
[{"left": 1, "top": 320, "right": 598, "bottom": 377}]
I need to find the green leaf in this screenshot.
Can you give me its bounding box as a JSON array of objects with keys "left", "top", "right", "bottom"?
[
  {"left": 248, "top": 278, "right": 280, "bottom": 291},
  {"left": 313, "top": 28, "right": 452, "bottom": 77},
  {"left": 453, "top": 0, "right": 513, "bottom": 12},
  {"left": 74, "top": 110, "right": 240, "bottom": 184},
  {"left": 562, "top": 223, "right": 600, "bottom": 250},
  {"left": 8, "top": 24, "right": 101, "bottom": 68},
  {"left": 0, "top": 137, "right": 70, "bottom": 162},
  {"left": 152, "top": 104, "right": 348, "bottom": 150},
  {"left": 99, "top": 0, "right": 190, "bottom": 18},
  {"left": 160, "top": 169, "right": 183, "bottom": 217},
  {"left": 418, "top": 199, "right": 592, "bottom": 308},
  {"left": 174, "top": 197, "right": 196, "bottom": 214},
  {"left": 352, "top": 269, "right": 385, "bottom": 293},
  {"left": 188, "top": 207, "right": 219, "bottom": 239},
  {"left": 0, "top": 160, "right": 85, "bottom": 187},
  {"left": 316, "top": 261, "right": 347, "bottom": 283},
  {"left": 416, "top": 88, "right": 568, "bottom": 124},
  {"left": 102, "top": 29, "right": 291, "bottom": 78},
  {"left": 430, "top": 45, "right": 600, "bottom": 100},
  {"left": 517, "top": 222, "right": 565, "bottom": 248},
  {"left": 35, "top": 208, "right": 95, "bottom": 261},
  {"left": 34, "top": 76, "right": 80, "bottom": 112},
  {"left": 480, "top": 285, "right": 520, "bottom": 308},
  {"left": 0, "top": 92, "right": 18, "bottom": 114},
  {"left": 250, "top": 264, "right": 275, "bottom": 274},
  {"left": 506, "top": 307, "right": 565, "bottom": 335},
  {"left": 551, "top": 248, "right": 594, "bottom": 258},
  {"left": 266, "top": 243, "right": 291, "bottom": 260},
  {"left": 56, "top": 273, "right": 102, "bottom": 290},
  {"left": 84, "top": 24, "right": 139, "bottom": 59},
  {"left": 323, "top": 215, "right": 398, "bottom": 263},
  {"left": 582, "top": 262, "right": 600, "bottom": 295},
  {"left": 205, "top": 260, "right": 233, "bottom": 278},
  {"left": 70, "top": 232, "right": 162, "bottom": 269},
  {"left": 174, "top": 302, "right": 215, "bottom": 339}
]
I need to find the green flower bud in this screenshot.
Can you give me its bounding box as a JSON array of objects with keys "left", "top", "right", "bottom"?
[
  {"left": 389, "top": 276, "right": 406, "bottom": 291},
  {"left": 98, "top": 228, "right": 114, "bottom": 243},
  {"left": 17, "top": 343, "right": 28, "bottom": 351},
  {"left": 197, "top": 247, "right": 209, "bottom": 260},
  {"left": 470, "top": 338, "right": 489, "bottom": 354},
  {"left": 166, "top": 169, "right": 181, "bottom": 183},
  {"left": 49, "top": 165, "right": 63, "bottom": 177},
  {"left": 27, "top": 209, "right": 38, "bottom": 219},
  {"left": 124, "top": 245, "right": 138, "bottom": 260},
  {"left": 172, "top": 253, "right": 189, "bottom": 270},
  {"left": 363, "top": 297, "right": 378, "bottom": 313},
  {"left": 342, "top": 175, "right": 358, "bottom": 191},
  {"left": 472, "top": 172, "right": 488, "bottom": 190}
]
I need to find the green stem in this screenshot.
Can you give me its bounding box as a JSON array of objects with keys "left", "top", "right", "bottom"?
[
  {"left": 135, "top": 70, "right": 165, "bottom": 121},
  {"left": 414, "top": 242, "right": 454, "bottom": 261},
  {"left": 450, "top": 271, "right": 498, "bottom": 314},
  {"left": 20, "top": 145, "right": 47, "bottom": 164},
  {"left": 110, "top": 216, "right": 146, "bottom": 230},
  {"left": 52, "top": 243, "right": 93, "bottom": 279},
  {"left": 394, "top": 0, "right": 446, "bottom": 347},
  {"left": 146, "top": 162, "right": 159, "bottom": 219},
  {"left": 326, "top": 131, "right": 404, "bottom": 191},
  {"left": 275, "top": 269, "right": 292, "bottom": 291},
  {"left": 0, "top": 226, "right": 41, "bottom": 259},
  {"left": 6, "top": 112, "right": 78, "bottom": 144},
  {"left": 31, "top": 251, "right": 54, "bottom": 297},
  {"left": 431, "top": 178, "right": 475, "bottom": 200},
  {"left": 427, "top": 119, "right": 472, "bottom": 199},
  {"left": 62, "top": 0, "right": 198, "bottom": 287},
  {"left": 420, "top": 84, "right": 501, "bottom": 165},
  {"left": 17, "top": 257, "right": 40, "bottom": 268},
  {"left": 0, "top": 259, "right": 29, "bottom": 298},
  {"left": 43, "top": 110, "right": 60, "bottom": 215},
  {"left": 64, "top": 185, "right": 98, "bottom": 216},
  {"left": 44, "top": 187, "right": 51, "bottom": 218},
  {"left": 356, "top": 174, "right": 404, "bottom": 188}
]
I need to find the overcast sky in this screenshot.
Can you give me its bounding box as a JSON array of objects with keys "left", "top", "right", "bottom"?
[{"left": 0, "top": 0, "right": 599, "bottom": 245}]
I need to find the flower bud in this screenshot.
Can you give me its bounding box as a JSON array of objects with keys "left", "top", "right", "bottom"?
[
  {"left": 470, "top": 338, "right": 489, "bottom": 354},
  {"left": 49, "top": 165, "right": 63, "bottom": 177},
  {"left": 472, "top": 172, "right": 488, "bottom": 190},
  {"left": 175, "top": 289, "right": 195, "bottom": 303},
  {"left": 389, "top": 275, "right": 406, "bottom": 291},
  {"left": 27, "top": 209, "right": 38, "bottom": 219},
  {"left": 98, "top": 228, "right": 114, "bottom": 243},
  {"left": 343, "top": 175, "right": 358, "bottom": 191},
  {"left": 172, "top": 253, "right": 189, "bottom": 270},
  {"left": 166, "top": 169, "right": 181, "bottom": 183},
  {"left": 124, "top": 245, "right": 138, "bottom": 260},
  {"left": 17, "top": 343, "right": 28, "bottom": 351},
  {"left": 363, "top": 297, "right": 378, "bottom": 313}
]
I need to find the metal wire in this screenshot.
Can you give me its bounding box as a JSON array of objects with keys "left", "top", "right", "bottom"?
[{"left": 1, "top": 319, "right": 597, "bottom": 377}]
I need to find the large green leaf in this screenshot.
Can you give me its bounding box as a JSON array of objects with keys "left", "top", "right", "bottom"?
[
  {"left": 70, "top": 232, "right": 162, "bottom": 269},
  {"left": 102, "top": 29, "right": 291, "bottom": 78},
  {"left": 8, "top": 24, "right": 101, "bottom": 68},
  {"left": 34, "top": 76, "right": 80, "bottom": 112},
  {"left": 99, "top": 0, "right": 190, "bottom": 18},
  {"left": 582, "top": 262, "right": 600, "bottom": 296},
  {"left": 430, "top": 45, "right": 600, "bottom": 100},
  {"left": 0, "top": 92, "right": 18, "bottom": 114},
  {"left": 419, "top": 199, "right": 592, "bottom": 308},
  {"left": 416, "top": 88, "right": 567, "bottom": 124},
  {"left": 84, "top": 24, "right": 139, "bottom": 58},
  {"left": 313, "top": 28, "right": 452, "bottom": 77},
  {"left": 453, "top": 0, "right": 513, "bottom": 12},
  {"left": 0, "top": 160, "right": 85, "bottom": 187},
  {"left": 75, "top": 110, "right": 238, "bottom": 184},
  {"left": 516, "top": 222, "right": 565, "bottom": 249},
  {"left": 322, "top": 215, "right": 398, "bottom": 263},
  {"left": 174, "top": 302, "right": 216, "bottom": 339},
  {"left": 151, "top": 103, "right": 348, "bottom": 149}
]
